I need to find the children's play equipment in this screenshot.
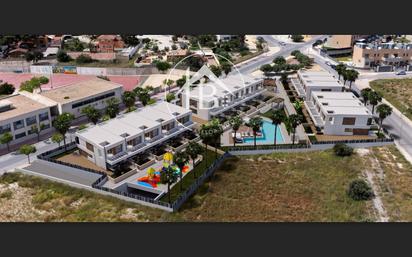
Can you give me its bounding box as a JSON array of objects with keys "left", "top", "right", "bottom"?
[{"left": 137, "top": 152, "right": 191, "bottom": 188}]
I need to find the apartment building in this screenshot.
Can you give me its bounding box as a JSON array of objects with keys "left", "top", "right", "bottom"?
[
  {"left": 0, "top": 94, "right": 52, "bottom": 148},
  {"left": 180, "top": 74, "right": 265, "bottom": 121},
  {"left": 352, "top": 42, "right": 412, "bottom": 69},
  {"left": 75, "top": 102, "right": 193, "bottom": 169},
  {"left": 24, "top": 78, "right": 124, "bottom": 118},
  {"left": 291, "top": 70, "right": 344, "bottom": 99},
  {"left": 304, "top": 91, "right": 373, "bottom": 135},
  {"left": 325, "top": 35, "right": 368, "bottom": 49}
]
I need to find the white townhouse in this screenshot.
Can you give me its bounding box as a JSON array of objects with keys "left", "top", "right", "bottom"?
[
  {"left": 75, "top": 102, "right": 193, "bottom": 169},
  {"left": 305, "top": 91, "right": 373, "bottom": 136},
  {"left": 291, "top": 70, "right": 344, "bottom": 99}
]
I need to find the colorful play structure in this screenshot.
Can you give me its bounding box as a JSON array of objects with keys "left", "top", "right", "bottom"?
[{"left": 137, "top": 152, "right": 190, "bottom": 188}]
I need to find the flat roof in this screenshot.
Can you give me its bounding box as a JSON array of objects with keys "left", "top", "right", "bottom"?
[
  {"left": 305, "top": 80, "right": 343, "bottom": 88},
  {"left": 312, "top": 92, "right": 371, "bottom": 116},
  {"left": 0, "top": 94, "right": 48, "bottom": 121},
  {"left": 189, "top": 74, "right": 262, "bottom": 101},
  {"left": 77, "top": 102, "right": 191, "bottom": 146},
  {"left": 298, "top": 70, "right": 335, "bottom": 77},
  {"left": 40, "top": 78, "right": 122, "bottom": 104}
]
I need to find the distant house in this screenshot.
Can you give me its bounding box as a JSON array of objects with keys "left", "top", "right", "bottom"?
[
  {"left": 8, "top": 48, "right": 28, "bottom": 58},
  {"left": 166, "top": 49, "right": 188, "bottom": 62},
  {"left": 96, "top": 35, "right": 125, "bottom": 53}
]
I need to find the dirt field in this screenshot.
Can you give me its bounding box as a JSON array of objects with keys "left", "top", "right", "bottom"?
[
  {"left": 370, "top": 78, "right": 412, "bottom": 120},
  {"left": 1, "top": 146, "right": 411, "bottom": 222}
]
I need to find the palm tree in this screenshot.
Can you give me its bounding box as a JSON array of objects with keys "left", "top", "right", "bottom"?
[
  {"left": 199, "top": 124, "right": 213, "bottom": 166},
  {"left": 228, "top": 116, "right": 243, "bottom": 147},
  {"left": 346, "top": 69, "right": 359, "bottom": 90},
  {"left": 269, "top": 109, "right": 286, "bottom": 146},
  {"left": 209, "top": 118, "right": 223, "bottom": 158},
  {"left": 186, "top": 141, "right": 203, "bottom": 178},
  {"left": 81, "top": 105, "right": 101, "bottom": 124},
  {"left": 368, "top": 91, "right": 383, "bottom": 114},
  {"left": 285, "top": 114, "right": 303, "bottom": 145},
  {"left": 173, "top": 151, "right": 190, "bottom": 192},
  {"left": 53, "top": 113, "right": 75, "bottom": 150},
  {"left": 162, "top": 165, "right": 179, "bottom": 204},
  {"left": 342, "top": 70, "right": 349, "bottom": 87},
  {"left": 122, "top": 91, "right": 136, "bottom": 112},
  {"left": 361, "top": 88, "right": 372, "bottom": 106},
  {"left": 335, "top": 63, "right": 346, "bottom": 80},
  {"left": 246, "top": 116, "right": 263, "bottom": 149},
  {"left": 376, "top": 104, "right": 393, "bottom": 135}
]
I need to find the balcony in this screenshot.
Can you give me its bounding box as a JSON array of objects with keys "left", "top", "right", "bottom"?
[
  {"left": 107, "top": 151, "right": 128, "bottom": 161},
  {"left": 304, "top": 101, "right": 325, "bottom": 127}
]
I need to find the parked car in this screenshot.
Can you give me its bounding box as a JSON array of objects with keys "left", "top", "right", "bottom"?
[{"left": 396, "top": 70, "right": 406, "bottom": 75}]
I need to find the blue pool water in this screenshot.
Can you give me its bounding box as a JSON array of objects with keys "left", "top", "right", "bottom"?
[{"left": 242, "top": 120, "right": 284, "bottom": 145}]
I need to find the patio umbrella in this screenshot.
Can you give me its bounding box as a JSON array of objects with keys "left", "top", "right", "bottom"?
[{"left": 163, "top": 152, "right": 173, "bottom": 162}]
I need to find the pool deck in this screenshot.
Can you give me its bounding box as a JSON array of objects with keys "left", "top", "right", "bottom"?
[{"left": 221, "top": 117, "right": 292, "bottom": 146}]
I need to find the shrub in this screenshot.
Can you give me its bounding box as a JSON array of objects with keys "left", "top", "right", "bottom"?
[
  {"left": 0, "top": 83, "right": 15, "bottom": 95},
  {"left": 76, "top": 54, "right": 93, "bottom": 64},
  {"left": 333, "top": 143, "right": 353, "bottom": 157},
  {"left": 347, "top": 180, "right": 374, "bottom": 201},
  {"left": 57, "top": 50, "right": 72, "bottom": 62}
]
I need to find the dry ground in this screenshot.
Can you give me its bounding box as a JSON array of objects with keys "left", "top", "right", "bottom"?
[
  {"left": 1, "top": 146, "right": 411, "bottom": 222},
  {"left": 370, "top": 78, "right": 412, "bottom": 120}
]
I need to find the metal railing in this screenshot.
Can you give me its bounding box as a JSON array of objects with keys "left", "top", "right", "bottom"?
[
  {"left": 222, "top": 143, "right": 310, "bottom": 152},
  {"left": 311, "top": 137, "right": 394, "bottom": 145}
]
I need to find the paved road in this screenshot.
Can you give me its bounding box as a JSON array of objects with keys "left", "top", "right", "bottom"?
[
  {"left": 235, "top": 35, "right": 327, "bottom": 74},
  {"left": 0, "top": 133, "right": 75, "bottom": 175},
  {"left": 309, "top": 48, "right": 412, "bottom": 161}
]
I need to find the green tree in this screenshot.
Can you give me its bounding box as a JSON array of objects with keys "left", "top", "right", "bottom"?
[
  {"left": 163, "top": 79, "right": 174, "bottom": 93},
  {"left": 166, "top": 93, "right": 176, "bottom": 103},
  {"left": 76, "top": 54, "right": 93, "bottom": 64},
  {"left": 31, "top": 123, "right": 45, "bottom": 142},
  {"left": 291, "top": 35, "right": 304, "bottom": 42},
  {"left": 269, "top": 109, "right": 286, "bottom": 146},
  {"left": 210, "top": 65, "right": 222, "bottom": 77},
  {"left": 81, "top": 105, "right": 101, "bottom": 124},
  {"left": 368, "top": 91, "right": 382, "bottom": 114},
  {"left": 291, "top": 50, "right": 301, "bottom": 56},
  {"left": 199, "top": 123, "right": 214, "bottom": 166},
  {"left": 0, "top": 83, "right": 15, "bottom": 95},
  {"left": 228, "top": 116, "right": 243, "bottom": 147},
  {"left": 361, "top": 88, "right": 372, "bottom": 106},
  {"left": 173, "top": 151, "right": 190, "bottom": 192},
  {"left": 176, "top": 75, "right": 187, "bottom": 88},
  {"left": 56, "top": 50, "right": 71, "bottom": 62},
  {"left": 53, "top": 113, "right": 75, "bottom": 149},
  {"left": 335, "top": 63, "right": 346, "bottom": 80},
  {"left": 0, "top": 132, "right": 13, "bottom": 152},
  {"left": 19, "top": 144, "right": 36, "bottom": 164},
  {"left": 122, "top": 91, "right": 136, "bottom": 112},
  {"left": 260, "top": 64, "right": 273, "bottom": 74},
  {"left": 25, "top": 51, "right": 43, "bottom": 63},
  {"left": 162, "top": 164, "right": 179, "bottom": 203},
  {"left": 51, "top": 133, "right": 64, "bottom": 147},
  {"left": 221, "top": 62, "right": 232, "bottom": 76},
  {"left": 185, "top": 141, "right": 203, "bottom": 179},
  {"left": 345, "top": 69, "right": 359, "bottom": 90},
  {"left": 348, "top": 180, "right": 374, "bottom": 201},
  {"left": 105, "top": 98, "right": 120, "bottom": 118},
  {"left": 155, "top": 61, "right": 172, "bottom": 73},
  {"left": 133, "top": 87, "right": 151, "bottom": 106},
  {"left": 246, "top": 116, "right": 263, "bottom": 149},
  {"left": 376, "top": 104, "right": 393, "bottom": 135},
  {"left": 285, "top": 114, "right": 303, "bottom": 145},
  {"left": 273, "top": 56, "right": 286, "bottom": 65},
  {"left": 209, "top": 118, "right": 223, "bottom": 158}
]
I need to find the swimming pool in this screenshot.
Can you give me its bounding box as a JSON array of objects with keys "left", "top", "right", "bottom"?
[{"left": 242, "top": 120, "right": 285, "bottom": 145}]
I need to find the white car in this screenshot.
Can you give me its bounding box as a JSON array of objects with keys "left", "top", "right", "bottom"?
[{"left": 396, "top": 70, "right": 406, "bottom": 75}]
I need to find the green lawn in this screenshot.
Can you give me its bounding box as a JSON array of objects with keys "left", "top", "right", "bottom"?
[
  {"left": 335, "top": 56, "right": 352, "bottom": 62},
  {"left": 159, "top": 148, "right": 221, "bottom": 204},
  {"left": 370, "top": 78, "right": 412, "bottom": 120}
]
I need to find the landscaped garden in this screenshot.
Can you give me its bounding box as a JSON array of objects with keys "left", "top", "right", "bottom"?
[{"left": 370, "top": 78, "right": 412, "bottom": 121}]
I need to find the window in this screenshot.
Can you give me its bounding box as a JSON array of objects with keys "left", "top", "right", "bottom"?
[
  {"left": 72, "top": 92, "right": 116, "bottom": 109},
  {"left": 367, "top": 118, "right": 373, "bottom": 125},
  {"left": 344, "top": 128, "right": 353, "bottom": 132},
  {"left": 364, "top": 54, "right": 369, "bottom": 58},
  {"left": 321, "top": 89, "right": 332, "bottom": 92},
  {"left": 41, "top": 123, "right": 50, "bottom": 130},
  {"left": 25, "top": 116, "right": 37, "bottom": 126},
  {"left": 38, "top": 112, "right": 49, "bottom": 122},
  {"left": 15, "top": 132, "right": 26, "bottom": 139},
  {"left": 178, "top": 115, "right": 190, "bottom": 125},
  {"left": 86, "top": 142, "right": 94, "bottom": 152},
  {"left": 342, "top": 117, "right": 356, "bottom": 125},
  {"left": 13, "top": 120, "right": 24, "bottom": 130},
  {"left": 0, "top": 124, "right": 11, "bottom": 134}
]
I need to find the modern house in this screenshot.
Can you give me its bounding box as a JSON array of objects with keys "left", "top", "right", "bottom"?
[
  {"left": 291, "top": 70, "right": 344, "bottom": 99},
  {"left": 0, "top": 94, "right": 53, "bottom": 148},
  {"left": 352, "top": 42, "right": 412, "bottom": 71},
  {"left": 180, "top": 73, "right": 265, "bottom": 121},
  {"left": 24, "top": 78, "right": 124, "bottom": 118},
  {"left": 304, "top": 91, "right": 373, "bottom": 135},
  {"left": 75, "top": 101, "right": 194, "bottom": 169}
]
